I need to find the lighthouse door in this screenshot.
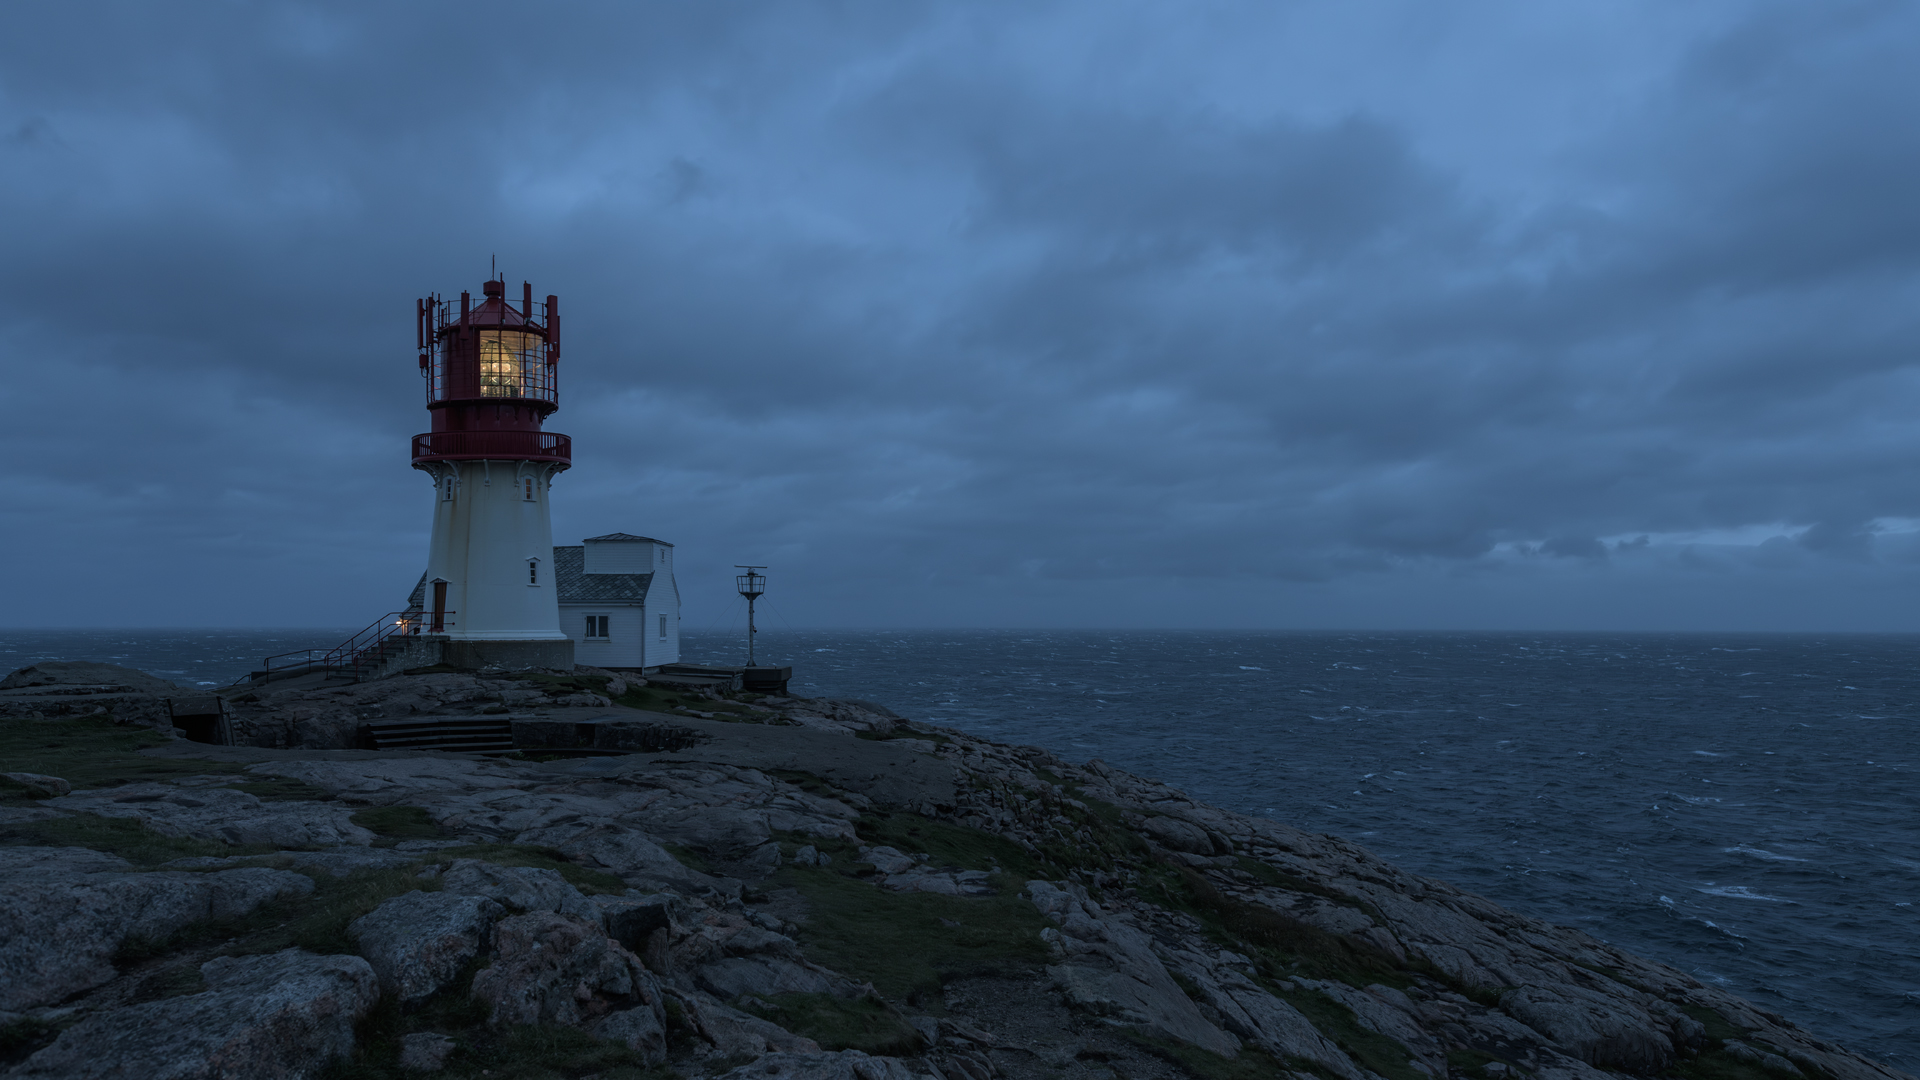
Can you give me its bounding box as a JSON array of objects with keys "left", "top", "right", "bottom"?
[{"left": 431, "top": 580, "right": 448, "bottom": 633}]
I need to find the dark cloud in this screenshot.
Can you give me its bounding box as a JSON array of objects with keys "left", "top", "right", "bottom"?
[{"left": 3, "top": 0, "right": 1920, "bottom": 630}]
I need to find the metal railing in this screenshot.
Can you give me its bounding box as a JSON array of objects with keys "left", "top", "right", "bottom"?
[
  {"left": 411, "top": 430, "right": 571, "bottom": 463},
  {"left": 255, "top": 611, "right": 453, "bottom": 682},
  {"left": 433, "top": 295, "right": 552, "bottom": 332}
]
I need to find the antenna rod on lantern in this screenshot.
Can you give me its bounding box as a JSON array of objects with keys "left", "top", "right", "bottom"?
[{"left": 735, "top": 566, "right": 767, "bottom": 666}]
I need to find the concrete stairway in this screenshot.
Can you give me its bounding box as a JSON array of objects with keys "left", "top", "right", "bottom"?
[{"left": 365, "top": 716, "right": 514, "bottom": 753}]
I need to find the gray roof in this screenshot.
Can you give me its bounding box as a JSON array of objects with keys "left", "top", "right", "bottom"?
[
  {"left": 584, "top": 532, "right": 672, "bottom": 546},
  {"left": 554, "top": 546, "right": 653, "bottom": 604}
]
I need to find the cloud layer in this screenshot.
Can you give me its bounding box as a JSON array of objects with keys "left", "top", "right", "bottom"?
[{"left": 4, "top": 0, "right": 1920, "bottom": 629}]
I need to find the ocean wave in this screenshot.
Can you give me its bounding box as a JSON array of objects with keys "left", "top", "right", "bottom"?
[
  {"left": 1723, "top": 846, "right": 1808, "bottom": 862},
  {"left": 1697, "top": 885, "right": 1794, "bottom": 903}
]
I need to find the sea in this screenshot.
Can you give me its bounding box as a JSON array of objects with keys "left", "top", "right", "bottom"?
[{"left": 3, "top": 628, "right": 1915, "bottom": 1071}]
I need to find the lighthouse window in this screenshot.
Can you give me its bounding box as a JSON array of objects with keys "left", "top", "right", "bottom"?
[
  {"left": 522, "top": 477, "right": 535, "bottom": 501},
  {"left": 659, "top": 615, "right": 668, "bottom": 640},
  {"left": 478, "top": 330, "right": 543, "bottom": 398},
  {"left": 442, "top": 478, "right": 455, "bottom": 501},
  {"left": 528, "top": 559, "right": 539, "bottom": 585},
  {"left": 585, "top": 615, "right": 610, "bottom": 639}
]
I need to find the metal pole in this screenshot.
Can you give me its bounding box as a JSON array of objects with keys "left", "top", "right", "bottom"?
[{"left": 735, "top": 565, "right": 767, "bottom": 668}]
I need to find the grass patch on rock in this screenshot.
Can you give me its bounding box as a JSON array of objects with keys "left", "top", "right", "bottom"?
[
  {"left": 244, "top": 866, "right": 441, "bottom": 956},
  {"left": 519, "top": 672, "right": 614, "bottom": 696},
  {"left": 1679, "top": 1004, "right": 1750, "bottom": 1044},
  {"left": 852, "top": 729, "right": 952, "bottom": 747},
  {"left": 0, "top": 716, "right": 244, "bottom": 790},
  {"left": 856, "top": 812, "right": 1044, "bottom": 879},
  {"left": 0, "top": 1016, "right": 63, "bottom": 1073},
  {"left": 1447, "top": 1048, "right": 1521, "bottom": 1076},
  {"left": 1147, "top": 862, "right": 1409, "bottom": 989},
  {"left": 774, "top": 862, "right": 1051, "bottom": 1004},
  {"left": 1666, "top": 1048, "right": 1800, "bottom": 1080},
  {"left": 327, "top": 958, "right": 670, "bottom": 1080},
  {"left": 0, "top": 812, "right": 274, "bottom": 865},
  {"left": 350, "top": 805, "right": 448, "bottom": 842},
  {"left": 437, "top": 843, "right": 629, "bottom": 895},
  {"left": 613, "top": 683, "right": 773, "bottom": 722},
  {"left": 662, "top": 843, "right": 713, "bottom": 874},
  {"left": 1275, "top": 983, "right": 1424, "bottom": 1080},
  {"left": 1232, "top": 856, "right": 1375, "bottom": 914},
  {"left": 1661, "top": 1007, "right": 1828, "bottom": 1080},
  {"left": 766, "top": 768, "right": 843, "bottom": 799},
  {"left": 229, "top": 777, "right": 335, "bottom": 802},
  {"left": 1121, "top": 1029, "right": 1296, "bottom": 1080},
  {"left": 741, "top": 993, "right": 923, "bottom": 1055},
  {"left": 121, "top": 864, "right": 437, "bottom": 962}
]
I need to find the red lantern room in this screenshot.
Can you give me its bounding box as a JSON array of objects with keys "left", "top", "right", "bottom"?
[{"left": 411, "top": 278, "right": 572, "bottom": 468}]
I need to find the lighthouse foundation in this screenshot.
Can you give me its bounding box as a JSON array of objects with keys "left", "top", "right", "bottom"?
[
  {"left": 350, "top": 635, "right": 576, "bottom": 682},
  {"left": 438, "top": 638, "right": 575, "bottom": 673}
]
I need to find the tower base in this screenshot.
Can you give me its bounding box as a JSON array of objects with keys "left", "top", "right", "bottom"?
[
  {"left": 440, "top": 638, "right": 575, "bottom": 674},
  {"left": 371, "top": 637, "right": 577, "bottom": 679}
]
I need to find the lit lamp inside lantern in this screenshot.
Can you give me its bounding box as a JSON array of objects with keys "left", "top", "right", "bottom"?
[{"left": 478, "top": 330, "right": 541, "bottom": 397}]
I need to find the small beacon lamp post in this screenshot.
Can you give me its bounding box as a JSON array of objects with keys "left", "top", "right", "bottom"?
[{"left": 735, "top": 566, "right": 767, "bottom": 666}]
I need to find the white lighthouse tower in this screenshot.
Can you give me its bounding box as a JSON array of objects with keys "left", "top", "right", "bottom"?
[{"left": 408, "top": 276, "right": 575, "bottom": 671}]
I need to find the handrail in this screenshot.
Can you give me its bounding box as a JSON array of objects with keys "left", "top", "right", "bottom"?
[{"left": 254, "top": 612, "right": 454, "bottom": 682}]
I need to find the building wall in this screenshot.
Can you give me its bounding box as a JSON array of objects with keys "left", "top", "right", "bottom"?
[
  {"left": 565, "top": 535, "right": 681, "bottom": 669},
  {"left": 561, "top": 604, "right": 645, "bottom": 668},
  {"left": 584, "top": 538, "right": 672, "bottom": 575},
  {"left": 649, "top": 598, "right": 680, "bottom": 667},
  {"left": 558, "top": 601, "right": 678, "bottom": 668},
  {"left": 419, "top": 460, "right": 568, "bottom": 641}
]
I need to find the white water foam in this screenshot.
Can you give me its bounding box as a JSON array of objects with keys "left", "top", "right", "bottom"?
[
  {"left": 1698, "top": 885, "right": 1794, "bottom": 903},
  {"left": 1724, "top": 846, "right": 1808, "bottom": 862}
]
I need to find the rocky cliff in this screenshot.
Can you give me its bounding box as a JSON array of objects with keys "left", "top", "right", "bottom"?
[{"left": 0, "top": 665, "right": 1907, "bottom": 1080}]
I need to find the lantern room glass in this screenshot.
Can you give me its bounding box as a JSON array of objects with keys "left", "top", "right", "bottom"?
[{"left": 478, "top": 330, "right": 544, "bottom": 398}]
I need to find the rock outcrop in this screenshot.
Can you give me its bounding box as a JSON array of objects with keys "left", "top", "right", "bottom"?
[
  {"left": 470, "top": 911, "right": 669, "bottom": 1061},
  {"left": 349, "top": 890, "right": 505, "bottom": 1005},
  {"left": 10, "top": 949, "right": 378, "bottom": 1078},
  {"left": 50, "top": 782, "right": 375, "bottom": 848},
  {"left": 0, "top": 846, "right": 314, "bottom": 1012},
  {"left": 0, "top": 662, "right": 177, "bottom": 728},
  {"left": 0, "top": 664, "right": 1909, "bottom": 1080}
]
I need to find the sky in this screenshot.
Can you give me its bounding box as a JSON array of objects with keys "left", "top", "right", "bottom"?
[{"left": 4, "top": 0, "right": 1920, "bottom": 631}]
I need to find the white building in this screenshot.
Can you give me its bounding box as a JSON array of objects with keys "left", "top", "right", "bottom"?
[
  {"left": 413, "top": 459, "right": 569, "bottom": 644},
  {"left": 404, "top": 276, "right": 575, "bottom": 671},
  {"left": 554, "top": 533, "right": 681, "bottom": 670}
]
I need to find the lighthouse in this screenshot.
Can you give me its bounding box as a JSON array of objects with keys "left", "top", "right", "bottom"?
[{"left": 408, "top": 276, "right": 576, "bottom": 671}]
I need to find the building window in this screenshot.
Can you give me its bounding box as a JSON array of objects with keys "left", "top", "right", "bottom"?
[
  {"left": 585, "top": 615, "right": 610, "bottom": 639},
  {"left": 523, "top": 477, "right": 535, "bottom": 501},
  {"left": 659, "top": 614, "right": 668, "bottom": 640},
  {"left": 442, "top": 478, "right": 455, "bottom": 501},
  {"left": 528, "top": 559, "right": 539, "bottom": 585}
]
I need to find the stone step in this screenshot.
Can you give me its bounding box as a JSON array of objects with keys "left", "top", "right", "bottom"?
[{"left": 365, "top": 718, "right": 515, "bottom": 753}]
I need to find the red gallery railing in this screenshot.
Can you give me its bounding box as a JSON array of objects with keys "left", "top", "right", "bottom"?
[{"left": 411, "top": 430, "right": 571, "bottom": 464}]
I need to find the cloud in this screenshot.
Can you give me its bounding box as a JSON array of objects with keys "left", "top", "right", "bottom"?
[{"left": 2, "top": 0, "right": 1920, "bottom": 629}]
